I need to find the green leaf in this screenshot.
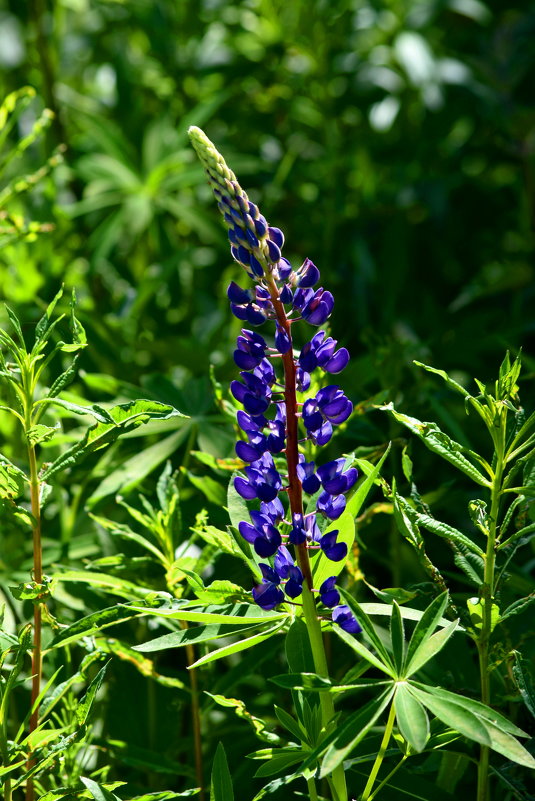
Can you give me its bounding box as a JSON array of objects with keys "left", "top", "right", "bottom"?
[
  {"left": 26, "top": 422, "right": 60, "bottom": 446},
  {"left": 80, "top": 778, "right": 121, "bottom": 801},
  {"left": 205, "top": 693, "right": 281, "bottom": 744},
  {"left": 134, "top": 622, "right": 264, "bottom": 652},
  {"left": 274, "top": 705, "right": 305, "bottom": 742},
  {"left": 310, "top": 509, "right": 355, "bottom": 589},
  {"left": 253, "top": 749, "right": 304, "bottom": 778},
  {"left": 95, "top": 637, "right": 187, "bottom": 691},
  {"left": 333, "top": 625, "right": 396, "bottom": 677},
  {"left": 512, "top": 653, "right": 535, "bottom": 720},
  {"left": 338, "top": 588, "right": 396, "bottom": 674},
  {"left": 413, "top": 361, "right": 479, "bottom": 404},
  {"left": 41, "top": 400, "right": 186, "bottom": 480},
  {"left": 467, "top": 597, "right": 500, "bottom": 630},
  {"left": 76, "top": 663, "right": 108, "bottom": 726},
  {"left": 404, "top": 618, "right": 459, "bottom": 677},
  {"left": 404, "top": 592, "right": 449, "bottom": 671},
  {"left": 318, "top": 688, "right": 395, "bottom": 777},
  {"left": 89, "top": 426, "right": 191, "bottom": 506},
  {"left": 390, "top": 601, "right": 405, "bottom": 674},
  {"left": 34, "top": 286, "right": 64, "bottom": 345},
  {"left": 52, "top": 569, "right": 155, "bottom": 600},
  {"left": 129, "top": 601, "right": 288, "bottom": 626},
  {"left": 383, "top": 405, "right": 491, "bottom": 487},
  {"left": 187, "top": 471, "right": 226, "bottom": 505},
  {"left": 227, "top": 472, "right": 250, "bottom": 530},
  {"left": 346, "top": 444, "right": 391, "bottom": 517},
  {"left": 409, "top": 685, "right": 535, "bottom": 768},
  {"left": 48, "top": 604, "right": 142, "bottom": 649},
  {"left": 0, "top": 457, "right": 26, "bottom": 499},
  {"left": 189, "top": 620, "right": 286, "bottom": 668},
  {"left": 396, "top": 493, "right": 484, "bottom": 556},
  {"left": 5, "top": 304, "right": 25, "bottom": 346},
  {"left": 395, "top": 682, "right": 429, "bottom": 752},
  {"left": 210, "top": 742, "right": 234, "bottom": 801},
  {"left": 192, "top": 522, "right": 249, "bottom": 563}
]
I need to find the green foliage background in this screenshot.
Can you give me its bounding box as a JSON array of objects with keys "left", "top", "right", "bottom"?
[{"left": 0, "top": 0, "right": 534, "bottom": 798}]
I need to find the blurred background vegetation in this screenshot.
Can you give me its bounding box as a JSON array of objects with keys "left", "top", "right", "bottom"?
[{"left": 0, "top": 0, "right": 534, "bottom": 796}]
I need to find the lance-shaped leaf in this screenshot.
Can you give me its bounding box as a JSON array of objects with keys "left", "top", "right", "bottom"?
[
  {"left": 128, "top": 600, "right": 289, "bottom": 626},
  {"left": 395, "top": 493, "right": 484, "bottom": 556},
  {"left": 310, "top": 509, "right": 355, "bottom": 589},
  {"left": 339, "top": 588, "right": 396, "bottom": 673},
  {"left": 210, "top": 742, "right": 234, "bottom": 801},
  {"left": 408, "top": 683, "right": 535, "bottom": 768},
  {"left": 404, "top": 618, "right": 459, "bottom": 678},
  {"left": 319, "top": 687, "right": 395, "bottom": 777},
  {"left": 394, "top": 681, "right": 429, "bottom": 752},
  {"left": 41, "top": 400, "right": 186, "bottom": 480},
  {"left": 0, "top": 455, "right": 27, "bottom": 498},
  {"left": 346, "top": 443, "right": 391, "bottom": 517},
  {"left": 404, "top": 591, "right": 449, "bottom": 670},
  {"left": 189, "top": 620, "right": 287, "bottom": 668},
  {"left": 47, "top": 604, "right": 143, "bottom": 650},
  {"left": 134, "top": 621, "right": 265, "bottom": 653},
  {"left": 383, "top": 404, "right": 491, "bottom": 487}
]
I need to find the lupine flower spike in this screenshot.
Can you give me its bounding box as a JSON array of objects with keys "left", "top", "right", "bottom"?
[{"left": 189, "top": 126, "right": 361, "bottom": 635}]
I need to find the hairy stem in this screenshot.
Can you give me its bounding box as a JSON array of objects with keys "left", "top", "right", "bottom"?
[
  {"left": 266, "top": 277, "right": 348, "bottom": 801},
  {"left": 360, "top": 700, "right": 397, "bottom": 801}
]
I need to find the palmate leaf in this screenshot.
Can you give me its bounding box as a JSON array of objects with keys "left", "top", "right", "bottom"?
[
  {"left": 41, "top": 400, "right": 186, "bottom": 480},
  {"left": 408, "top": 684, "right": 535, "bottom": 768},
  {"left": 395, "top": 493, "right": 484, "bottom": 556}
]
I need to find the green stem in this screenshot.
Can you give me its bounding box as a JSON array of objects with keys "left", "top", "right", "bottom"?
[
  {"left": 307, "top": 775, "right": 320, "bottom": 801},
  {"left": 476, "top": 425, "right": 505, "bottom": 801},
  {"left": 367, "top": 754, "right": 407, "bottom": 801},
  {"left": 361, "top": 701, "right": 397, "bottom": 801}
]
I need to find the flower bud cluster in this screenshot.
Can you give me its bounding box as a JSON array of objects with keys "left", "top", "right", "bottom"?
[{"left": 189, "top": 126, "right": 361, "bottom": 635}]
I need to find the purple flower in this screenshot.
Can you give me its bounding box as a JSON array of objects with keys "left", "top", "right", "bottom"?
[
  {"left": 319, "top": 529, "right": 347, "bottom": 562},
  {"left": 228, "top": 282, "right": 271, "bottom": 325},
  {"left": 317, "top": 491, "right": 346, "bottom": 520},
  {"left": 234, "top": 453, "right": 283, "bottom": 502},
  {"left": 189, "top": 128, "right": 356, "bottom": 615},
  {"left": 231, "top": 372, "right": 272, "bottom": 416},
  {"left": 238, "top": 511, "right": 281, "bottom": 556},
  {"left": 293, "top": 287, "right": 334, "bottom": 326},
  {"left": 316, "top": 459, "right": 358, "bottom": 495},
  {"left": 234, "top": 330, "right": 267, "bottom": 370},
  {"left": 319, "top": 577, "right": 340, "bottom": 608},
  {"left": 296, "top": 257, "right": 320, "bottom": 288},
  {"left": 332, "top": 605, "right": 362, "bottom": 634},
  {"left": 302, "top": 386, "right": 353, "bottom": 444},
  {"left": 253, "top": 581, "right": 284, "bottom": 610},
  {"left": 299, "top": 331, "right": 349, "bottom": 375},
  {"left": 297, "top": 457, "right": 321, "bottom": 494}
]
